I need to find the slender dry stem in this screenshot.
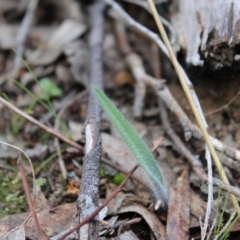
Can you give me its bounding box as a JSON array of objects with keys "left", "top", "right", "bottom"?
[
  {"left": 105, "top": 0, "right": 240, "bottom": 162},
  {"left": 18, "top": 152, "right": 43, "bottom": 239},
  {"left": 0, "top": 96, "right": 83, "bottom": 152},
  {"left": 58, "top": 164, "right": 139, "bottom": 240},
  {"left": 159, "top": 101, "right": 240, "bottom": 197},
  {"left": 147, "top": 0, "right": 239, "bottom": 214}
]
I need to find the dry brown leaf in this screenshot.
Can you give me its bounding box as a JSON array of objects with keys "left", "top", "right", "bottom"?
[
  {"left": 27, "top": 19, "right": 86, "bottom": 65},
  {"left": 68, "top": 121, "right": 84, "bottom": 141},
  {"left": 102, "top": 133, "right": 163, "bottom": 187},
  {"left": 102, "top": 133, "right": 173, "bottom": 200},
  {"left": 190, "top": 191, "right": 215, "bottom": 228},
  {"left": 104, "top": 183, "right": 132, "bottom": 215},
  {"left": 119, "top": 204, "right": 166, "bottom": 240},
  {"left": 34, "top": 184, "right": 51, "bottom": 212},
  {"left": 0, "top": 203, "right": 76, "bottom": 239},
  {"left": 65, "top": 180, "right": 80, "bottom": 198},
  {"left": 114, "top": 71, "right": 134, "bottom": 86},
  {"left": 25, "top": 144, "right": 48, "bottom": 159},
  {"left": 64, "top": 40, "right": 89, "bottom": 87},
  {"left": 0, "top": 24, "right": 57, "bottom": 50},
  {"left": 21, "top": 66, "right": 54, "bottom": 86},
  {"left": 1, "top": 224, "right": 25, "bottom": 240},
  {"left": 167, "top": 168, "right": 190, "bottom": 240}
]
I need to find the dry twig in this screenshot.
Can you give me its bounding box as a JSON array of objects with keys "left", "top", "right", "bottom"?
[
  {"left": 77, "top": 1, "right": 105, "bottom": 239},
  {"left": 205, "top": 91, "right": 240, "bottom": 116},
  {"left": 54, "top": 112, "right": 68, "bottom": 180},
  {"left": 101, "top": 157, "right": 143, "bottom": 184},
  {"left": 58, "top": 165, "right": 139, "bottom": 240},
  {"left": 104, "top": 0, "right": 240, "bottom": 218},
  {"left": 147, "top": 0, "right": 233, "bottom": 219},
  {"left": 122, "top": 0, "right": 176, "bottom": 44},
  {"left": 0, "top": 141, "right": 37, "bottom": 202},
  {"left": 0, "top": 96, "right": 83, "bottom": 152},
  {"left": 159, "top": 101, "right": 240, "bottom": 197},
  {"left": 100, "top": 217, "right": 141, "bottom": 231},
  {"left": 52, "top": 91, "right": 84, "bottom": 180},
  {"left": 104, "top": 0, "right": 240, "bottom": 163},
  {"left": 114, "top": 13, "right": 214, "bottom": 234},
  {"left": 18, "top": 152, "right": 44, "bottom": 239}
]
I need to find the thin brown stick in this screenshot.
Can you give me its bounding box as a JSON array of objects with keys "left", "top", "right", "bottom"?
[
  {"left": 196, "top": 168, "right": 240, "bottom": 196},
  {"left": 147, "top": 0, "right": 240, "bottom": 213},
  {"left": 58, "top": 164, "right": 139, "bottom": 240},
  {"left": 121, "top": 0, "right": 176, "bottom": 44},
  {"left": 100, "top": 217, "right": 141, "bottom": 231},
  {"left": 101, "top": 157, "right": 143, "bottom": 185},
  {"left": 105, "top": 0, "right": 240, "bottom": 163},
  {"left": 31, "top": 90, "right": 82, "bottom": 134},
  {"left": 53, "top": 92, "right": 81, "bottom": 180},
  {"left": 0, "top": 141, "right": 37, "bottom": 203},
  {"left": 150, "top": 42, "right": 161, "bottom": 79},
  {"left": 151, "top": 136, "right": 164, "bottom": 152},
  {"left": 159, "top": 101, "right": 240, "bottom": 197},
  {"left": 18, "top": 152, "right": 43, "bottom": 239},
  {"left": 149, "top": 32, "right": 212, "bottom": 238},
  {"left": 0, "top": 96, "right": 83, "bottom": 152},
  {"left": 52, "top": 91, "right": 87, "bottom": 179}
]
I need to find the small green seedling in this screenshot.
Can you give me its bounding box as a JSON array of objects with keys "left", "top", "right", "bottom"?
[
  {"left": 38, "top": 78, "right": 63, "bottom": 100},
  {"left": 92, "top": 85, "right": 168, "bottom": 209},
  {"left": 113, "top": 173, "right": 125, "bottom": 185},
  {"left": 11, "top": 51, "right": 69, "bottom": 136},
  {"left": 36, "top": 177, "right": 47, "bottom": 187},
  {"left": 100, "top": 167, "right": 106, "bottom": 177},
  {"left": 2, "top": 93, "right": 25, "bottom": 133}
]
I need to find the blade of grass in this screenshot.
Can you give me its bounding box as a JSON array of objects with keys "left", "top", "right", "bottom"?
[
  {"left": 11, "top": 79, "right": 70, "bottom": 137},
  {"left": 0, "top": 96, "right": 83, "bottom": 151},
  {"left": 12, "top": 48, "right": 70, "bottom": 137},
  {"left": 35, "top": 146, "right": 67, "bottom": 175}
]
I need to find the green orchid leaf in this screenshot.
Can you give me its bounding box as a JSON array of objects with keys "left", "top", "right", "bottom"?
[
  {"left": 92, "top": 85, "right": 166, "bottom": 199},
  {"left": 38, "top": 78, "right": 62, "bottom": 99}
]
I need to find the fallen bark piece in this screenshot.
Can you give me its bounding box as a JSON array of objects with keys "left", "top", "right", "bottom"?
[{"left": 171, "top": 0, "right": 240, "bottom": 69}]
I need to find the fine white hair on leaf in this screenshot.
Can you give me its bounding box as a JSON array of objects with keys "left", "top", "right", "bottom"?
[{"left": 147, "top": 174, "right": 168, "bottom": 211}]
